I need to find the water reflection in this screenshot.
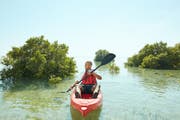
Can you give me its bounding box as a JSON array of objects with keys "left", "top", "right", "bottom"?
[
  {"left": 70, "top": 106, "right": 102, "bottom": 120},
  {"left": 0, "top": 80, "right": 74, "bottom": 119},
  {"left": 126, "top": 67, "right": 180, "bottom": 93},
  {"left": 1, "top": 66, "right": 180, "bottom": 119},
  {"left": 0, "top": 80, "right": 3, "bottom": 91},
  {"left": 3, "top": 90, "right": 67, "bottom": 113}
]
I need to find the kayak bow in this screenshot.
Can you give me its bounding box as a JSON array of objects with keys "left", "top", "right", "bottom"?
[{"left": 70, "top": 90, "right": 103, "bottom": 116}]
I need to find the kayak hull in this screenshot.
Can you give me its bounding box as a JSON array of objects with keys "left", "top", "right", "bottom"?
[{"left": 70, "top": 90, "right": 103, "bottom": 116}]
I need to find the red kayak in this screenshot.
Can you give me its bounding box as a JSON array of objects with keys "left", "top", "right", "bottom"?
[{"left": 70, "top": 90, "right": 103, "bottom": 116}]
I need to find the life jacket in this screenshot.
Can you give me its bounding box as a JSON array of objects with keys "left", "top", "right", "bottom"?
[{"left": 81, "top": 71, "right": 97, "bottom": 85}]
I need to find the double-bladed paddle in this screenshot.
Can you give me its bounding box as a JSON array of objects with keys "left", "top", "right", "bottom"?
[{"left": 60, "top": 53, "right": 116, "bottom": 93}]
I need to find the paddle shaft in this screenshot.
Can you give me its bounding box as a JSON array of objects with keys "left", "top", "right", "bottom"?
[
  {"left": 65, "top": 64, "right": 102, "bottom": 92},
  {"left": 63, "top": 53, "right": 116, "bottom": 93},
  {"left": 79, "top": 64, "right": 102, "bottom": 83}
]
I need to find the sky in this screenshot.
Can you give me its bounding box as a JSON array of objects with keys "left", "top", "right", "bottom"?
[{"left": 0, "top": 0, "right": 180, "bottom": 65}]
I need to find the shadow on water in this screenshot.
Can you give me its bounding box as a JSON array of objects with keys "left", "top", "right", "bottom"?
[
  {"left": 126, "top": 67, "right": 180, "bottom": 92},
  {"left": 70, "top": 106, "right": 102, "bottom": 120}
]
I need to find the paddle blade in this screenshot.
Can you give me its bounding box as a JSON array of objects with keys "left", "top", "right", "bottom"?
[{"left": 101, "top": 53, "right": 116, "bottom": 65}]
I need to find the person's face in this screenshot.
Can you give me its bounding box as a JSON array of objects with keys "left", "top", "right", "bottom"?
[{"left": 85, "top": 62, "right": 92, "bottom": 70}]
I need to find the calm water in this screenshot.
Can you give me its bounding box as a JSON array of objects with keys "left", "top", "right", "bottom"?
[{"left": 0, "top": 62, "right": 180, "bottom": 120}]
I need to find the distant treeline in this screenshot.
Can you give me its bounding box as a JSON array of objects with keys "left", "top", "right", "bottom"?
[{"left": 125, "top": 42, "right": 180, "bottom": 70}]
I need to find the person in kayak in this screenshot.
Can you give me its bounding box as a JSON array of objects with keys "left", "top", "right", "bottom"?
[{"left": 75, "top": 61, "right": 102, "bottom": 98}]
